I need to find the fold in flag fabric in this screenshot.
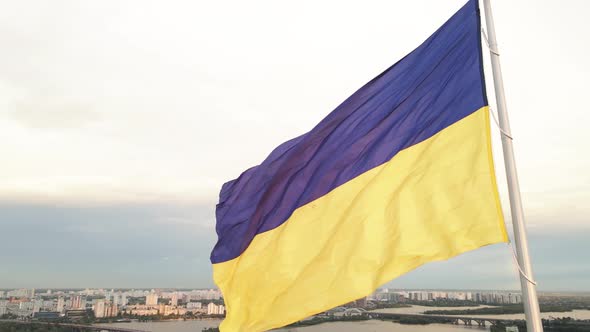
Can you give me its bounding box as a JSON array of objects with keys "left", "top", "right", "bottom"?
[{"left": 211, "top": 0, "right": 508, "bottom": 330}]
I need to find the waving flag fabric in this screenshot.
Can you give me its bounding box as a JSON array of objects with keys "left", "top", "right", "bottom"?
[{"left": 211, "top": 0, "right": 508, "bottom": 330}]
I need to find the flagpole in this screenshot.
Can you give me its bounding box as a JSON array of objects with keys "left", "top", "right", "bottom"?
[{"left": 481, "top": 0, "right": 543, "bottom": 331}]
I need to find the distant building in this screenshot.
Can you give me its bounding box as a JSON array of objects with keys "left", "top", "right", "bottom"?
[
  {"left": 187, "top": 289, "right": 222, "bottom": 301},
  {"left": 7, "top": 289, "right": 35, "bottom": 299},
  {"left": 125, "top": 305, "right": 158, "bottom": 316},
  {"left": 344, "top": 297, "right": 367, "bottom": 308},
  {"left": 40, "top": 300, "right": 53, "bottom": 312},
  {"left": 33, "top": 311, "right": 60, "bottom": 320},
  {"left": 0, "top": 300, "right": 7, "bottom": 316},
  {"left": 472, "top": 292, "right": 521, "bottom": 304},
  {"left": 70, "top": 295, "right": 83, "bottom": 309},
  {"left": 19, "top": 301, "right": 34, "bottom": 311},
  {"left": 344, "top": 308, "right": 366, "bottom": 317},
  {"left": 207, "top": 303, "right": 225, "bottom": 315},
  {"left": 409, "top": 291, "right": 428, "bottom": 301},
  {"left": 111, "top": 292, "right": 127, "bottom": 307},
  {"left": 187, "top": 302, "right": 202, "bottom": 309},
  {"left": 171, "top": 293, "right": 178, "bottom": 307},
  {"left": 105, "top": 303, "right": 118, "bottom": 317},
  {"left": 94, "top": 300, "right": 106, "bottom": 318},
  {"left": 146, "top": 293, "right": 158, "bottom": 306},
  {"left": 56, "top": 297, "right": 65, "bottom": 313},
  {"left": 65, "top": 309, "right": 91, "bottom": 321},
  {"left": 325, "top": 307, "right": 347, "bottom": 317}
]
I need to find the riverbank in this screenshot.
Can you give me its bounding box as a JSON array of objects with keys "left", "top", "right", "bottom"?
[
  {"left": 371, "top": 305, "right": 590, "bottom": 320},
  {"left": 96, "top": 319, "right": 222, "bottom": 332},
  {"left": 94, "top": 305, "right": 590, "bottom": 332},
  {"left": 423, "top": 304, "right": 590, "bottom": 315}
]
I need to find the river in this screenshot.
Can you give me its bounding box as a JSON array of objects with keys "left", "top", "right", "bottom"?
[
  {"left": 98, "top": 319, "right": 493, "bottom": 332},
  {"left": 372, "top": 305, "right": 590, "bottom": 320},
  {"left": 96, "top": 306, "right": 590, "bottom": 332}
]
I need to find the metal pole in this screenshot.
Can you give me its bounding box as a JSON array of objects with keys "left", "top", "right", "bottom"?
[{"left": 481, "top": 0, "right": 543, "bottom": 331}]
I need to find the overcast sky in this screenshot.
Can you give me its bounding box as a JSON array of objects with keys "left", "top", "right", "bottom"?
[{"left": 0, "top": 0, "right": 588, "bottom": 291}]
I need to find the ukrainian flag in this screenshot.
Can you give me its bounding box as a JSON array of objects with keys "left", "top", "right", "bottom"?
[{"left": 211, "top": 0, "right": 508, "bottom": 330}]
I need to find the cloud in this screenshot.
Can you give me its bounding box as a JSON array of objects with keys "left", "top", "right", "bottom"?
[
  {"left": 0, "top": 200, "right": 588, "bottom": 290},
  {"left": 156, "top": 216, "right": 216, "bottom": 229},
  {"left": 0, "top": 79, "right": 100, "bottom": 130},
  {"left": 10, "top": 98, "right": 100, "bottom": 130},
  {"left": 0, "top": 201, "right": 217, "bottom": 288},
  {"left": 0, "top": 80, "right": 25, "bottom": 111}
]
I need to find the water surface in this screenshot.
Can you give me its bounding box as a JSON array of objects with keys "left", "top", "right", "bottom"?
[
  {"left": 97, "top": 307, "right": 590, "bottom": 331},
  {"left": 100, "top": 320, "right": 490, "bottom": 332},
  {"left": 372, "top": 305, "right": 590, "bottom": 320}
]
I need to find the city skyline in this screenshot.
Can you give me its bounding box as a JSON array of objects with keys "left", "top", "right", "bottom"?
[
  {"left": 2, "top": 287, "right": 588, "bottom": 294},
  {"left": 1, "top": 0, "right": 589, "bottom": 292},
  {"left": 0, "top": 286, "right": 532, "bottom": 321},
  {"left": 0, "top": 287, "right": 225, "bottom": 319}
]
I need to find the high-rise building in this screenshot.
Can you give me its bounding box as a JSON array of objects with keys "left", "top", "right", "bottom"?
[
  {"left": 207, "top": 302, "right": 225, "bottom": 315},
  {"left": 171, "top": 293, "right": 178, "bottom": 307},
  {"left": 19, "top": 301, "right": 34, "bottom": 311},
  {"left": 105, "top": 303, "right": 118, "bottom": 317},
  {"left": 472, "top": 292, "right": 521, "bottom": 304},
  {"left": 146, "top": 293, "right": 158, "bottom": 306},
  {"left": 105, "top": 292, "right": 111, "bottom": 302},
  {"left": 56, "top": 297, "right": 65, "bottom": 313},
  {"left": 0, "top": 300, "right": 8, "bottom": 316},
  {"left": 70, "top": 295, "right": 83, "bottom": 309},
  {"left": 41, "top": 300, "right": 54, "bottom": 311},
  {"left": 94, "top": 300, "right": 106, "bottom": 318}
]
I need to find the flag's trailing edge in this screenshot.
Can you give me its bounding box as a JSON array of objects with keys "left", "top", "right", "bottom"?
[{"left": 211, "top": 0, "right": 508, "bottom": 330}]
